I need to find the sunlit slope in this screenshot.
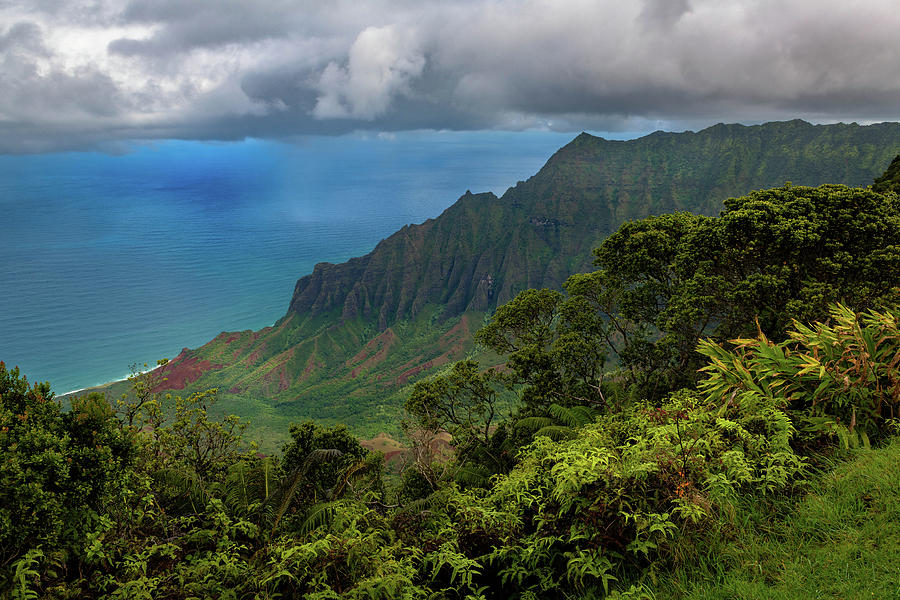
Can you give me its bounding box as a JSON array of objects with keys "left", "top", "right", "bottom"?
[{"left": 163, "top": 120, "right": 900, "bottom": 433}]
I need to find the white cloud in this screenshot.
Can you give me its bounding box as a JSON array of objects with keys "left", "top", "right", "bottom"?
[{"left": 313, "top": 25, "right": 425, "bottom": 120}]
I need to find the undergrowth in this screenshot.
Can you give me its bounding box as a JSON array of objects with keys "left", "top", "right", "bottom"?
[{"left": 656, "top": 437, "right": 900, "bottom": 599}]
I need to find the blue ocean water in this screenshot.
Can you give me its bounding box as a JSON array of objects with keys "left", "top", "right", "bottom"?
[{"left": 0, "top": 131, "right": 579, "bottom": 393}]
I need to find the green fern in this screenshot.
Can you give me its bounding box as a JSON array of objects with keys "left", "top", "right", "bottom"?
[
  {"left": 298, "top": 501, "right": 340, "bottom": 537},
  {"left": 517, "top": 403, "right": 599, "bottom": 440},
  {"left": 10, "top": 548, "right": 43, "bottom": 600},
  {"left": 266, "top": 448, "right": 344, "bottom": 536},
  {"left": 224, "top": 456, "right": 275, "bottom": 516}
]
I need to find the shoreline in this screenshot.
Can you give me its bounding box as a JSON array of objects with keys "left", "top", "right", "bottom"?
[{"left": 61, "top": 363, "right": 164, "bottom": 397}]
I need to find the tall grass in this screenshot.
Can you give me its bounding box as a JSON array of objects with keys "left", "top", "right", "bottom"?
[{"left": 656, "top": 438, "right": 900, "bottom": 599}]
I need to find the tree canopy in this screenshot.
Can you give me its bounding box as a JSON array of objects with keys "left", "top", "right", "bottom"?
[{"left": 587, "top": 183, "right": 900, "bottom": 397}]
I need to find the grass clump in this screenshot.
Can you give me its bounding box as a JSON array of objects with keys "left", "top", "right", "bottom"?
[{"left": 659, "top": 437, "right": 900, "bottom": 599}]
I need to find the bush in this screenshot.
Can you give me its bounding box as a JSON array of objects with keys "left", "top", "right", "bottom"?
[
  {"left": 0, "top": 363, "right": 133, "bottom": 568},
  {"left": 698, "top": 304, "right": 900, "bottom": 448}
]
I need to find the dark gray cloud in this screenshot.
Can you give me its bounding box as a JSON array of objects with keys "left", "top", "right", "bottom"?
[
  {"left": 0, "top": 19, "right": 125, "bottom": 153},
  {"left": 0, "top": 21, "right": 48, "bottom": 54},
  {"left": 2, "top": 0, "right": 900, "bottom": 153},
  {"left": 639, "top": 0, "right": 692, "bottom": 30},
  {"left": 108, "top": 0, "right": 298, "bottom": 56}
]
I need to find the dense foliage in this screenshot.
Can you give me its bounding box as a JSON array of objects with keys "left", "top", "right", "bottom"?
[
  {"left": 0, "top": 365, "right": 132, "bottom": 571},
  {"left": 4, "top": 167, "right": 900, "bottom": 598},
  {"left": 585, "top": 183, "right": 900, "bottom": 398}
]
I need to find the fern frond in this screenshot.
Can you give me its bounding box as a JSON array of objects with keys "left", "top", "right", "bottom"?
[
  {"left": 534, "top": 425, "right": 577, "bottom": 440},
  {"left": 266, "top": 448, "right": 345, "bottom": 537},
  {"left": 516, "top": 416, "right": 555, "bottom": 431},
  {"left": 454, "top": 464, "right": 491, "bottom": 487},
  {"left": 396, "top": 491, "right": 443, "bottom": 516},
  {"left": 548, "top": 403, "right": 597, "bottom": 427},
  {"left": 153, "top": 467, "right": 209, "bottom": 512},
  {"left": 298, "top": 501, "right": 341, "bottom": 537},
  {"left": 224, "top": 457, "right": 275, "bottom": 515}
]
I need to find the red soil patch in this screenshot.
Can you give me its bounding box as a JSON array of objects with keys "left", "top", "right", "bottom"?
[
  {"left": 154, "top": 350, "right": 222, "bottom": 391},
  {"left": 348, "top": 328, "right": 398, "bottom": 378},
  {"left": 278, "top": 366, "right": 290, "bottom": 392},
  {"left": 348, "top": 328, "right": 397, "bottom": 364},
  {"left": 232, "top": 337, "right": 268, "bottom": 363},
  {"left": 360, "top": 432, "right": 405, "bottom": 454},
  {"left": 392, "top": 315, "right": 472, "bottom": 385},
  {"left": 211, "top": 331, "right": 242, "bottom": 344},
  {"left": 298, "top": 351, "right": 324, "bottom": 383},
  {"left": 359, "top": 431, "right": 452, "bottom": 468},
  {"left": 361, "top": 434, "right": 408, "bottom": 467},
  {"left": 395, "top": 355, "right": 426, "bottom": 373},
  {"left": 382, "top": 450, "right": 405, "bottom": 466},
  {"left": 443, "top": 314, "right": 473, "bottom": 347},
  {"left": 395, "top": 352, "right": 455, "bottom": 385},
  {"left": 396, "top": 363, "right": 427, "bottom": 386},
  {"left": 258, "top": 347, "right": 297, "bottom": 393},
  {"left": 243, "top": 349, "right": 262, "bottom": 366}
]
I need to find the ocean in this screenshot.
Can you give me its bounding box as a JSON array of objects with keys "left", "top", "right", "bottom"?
[{"left": 0, "top": 130, "right": 583, "bottom": 394}]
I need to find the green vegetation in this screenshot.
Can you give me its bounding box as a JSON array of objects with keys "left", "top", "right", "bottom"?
[
  {"left": 585, "top": 182, "right": 900, "bottom": 399},
  {"left": 5, "top": 159, "right": 900, "bottom": 597},
  {"left": 0, "top": 368, "right": 132, "bottom": 569},
  {"left": 657, "top": 438, "right": 900, "bottom": 599},
  {"left": 156, "top": 121, "right": 900, "bottom": 437}
]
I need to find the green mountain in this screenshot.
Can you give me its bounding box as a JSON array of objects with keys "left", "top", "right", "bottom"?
[{"left": 159, "top": 120, "right": 900, "bottom": 435}]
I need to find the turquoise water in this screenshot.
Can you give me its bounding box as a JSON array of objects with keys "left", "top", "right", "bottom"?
[{"left": 0, "top": 131, "right": 578, "bottom": 393}]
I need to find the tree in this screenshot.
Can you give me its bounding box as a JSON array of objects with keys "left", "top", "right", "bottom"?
[
  {"left": 0, "top": 363, "right": 133, "bottom": 567},
  {"left": 119, "top": 367, "right": 256, "bottom": 514},
  {"left": 872, "top": 154, "right": 900, "bottom": 194},
  {"left": 588, "top": 183, "right": 900, "bottom": 398},
  {"left": 476, "top": 287, "right": 608, "bottom": 409},
  {"left": 116, "top": 359, "right": 168, "bottom": 429},
  {"left": 277, "top": 421, "right": 374, "bottom": 512},
  {"left": 405, "top": 360, "right": 511, "bottom": 481}
]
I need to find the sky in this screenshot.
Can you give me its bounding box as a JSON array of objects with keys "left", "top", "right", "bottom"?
[{"left": 3, "top": 0, "right": 900, "bottom": 154}]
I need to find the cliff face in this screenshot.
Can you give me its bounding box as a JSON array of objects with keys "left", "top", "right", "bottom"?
[
  {"left": 170, "top": 120, "right": 900, "bottom": 433},
  {"left": 289, "top": 192, "right": 502, "bottom": 328},
  {"left": 283, "top": 120, "right": 900, "bottom": 334},
  {"left": 287, "top": 189, "right": 588, "bottom": 330}
]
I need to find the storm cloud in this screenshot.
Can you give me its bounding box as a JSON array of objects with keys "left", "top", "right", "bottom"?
[{"left": 2, "top": 0, "right": 900, "bottom": 152}]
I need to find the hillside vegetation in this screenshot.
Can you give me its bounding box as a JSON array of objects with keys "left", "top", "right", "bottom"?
[
  {"left": 4, "top": 156, "right": 900, "bottom": 598},
  {"left": 156, "top": 120, "right": 900, "bottom": 437}
]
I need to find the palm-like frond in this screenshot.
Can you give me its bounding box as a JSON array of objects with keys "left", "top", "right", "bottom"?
[
  {"left": 533, "top": 425, "right": 578, "bottom": 440},
  {"left": 515, "top": 416, "right": 555, "bottom": 432},
  {"left": 266, "top": 448, "right": 344, "bottom": 537},
  {"left": 224, "top": 456, "right": 275, "bottom": 516},
  {"left": 516, "top": 403, "right": 599, "bottom": 441},
  {"left": 298, "top": 500, "right": 341, "bottom": 537},
  {"left": 396, "top": 490, "right": 445, "bottom": 516},
  {"left": 454, "top": 463, "right": 492, "bottom": 488},
  {"left": 152, "top": 467, "right": 210, "bottom": 513},
  {"left": 548, "top": 403, "right": 598, "bottom": 428}
]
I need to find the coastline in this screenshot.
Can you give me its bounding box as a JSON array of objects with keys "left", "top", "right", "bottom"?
[{"left": 60, "top": 363, "right": 163, "bottom": 398}]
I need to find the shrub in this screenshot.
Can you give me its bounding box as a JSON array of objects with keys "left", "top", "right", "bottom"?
[{"left": 0, "top": 363, "right": 132, "bottom": 569}]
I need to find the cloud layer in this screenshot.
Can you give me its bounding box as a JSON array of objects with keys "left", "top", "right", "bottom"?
[{"left": 2, "top": 0, "right": 900, "bottom": 152}]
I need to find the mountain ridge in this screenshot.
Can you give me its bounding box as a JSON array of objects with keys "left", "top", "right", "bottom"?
[{"left": 159, "top": 119, "right": 900, "bottom": 435}]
